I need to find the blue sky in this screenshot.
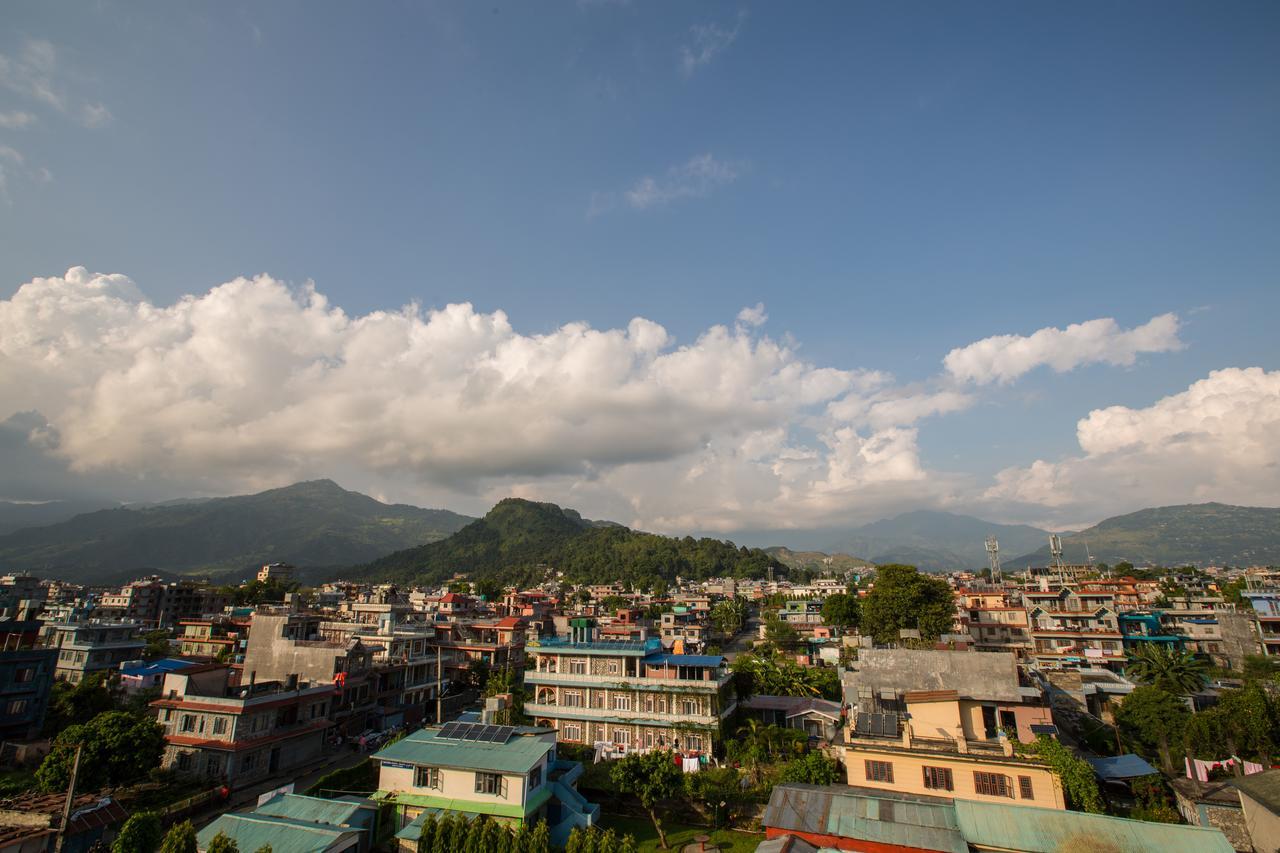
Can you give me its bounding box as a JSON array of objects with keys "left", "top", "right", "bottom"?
[{"left": 1, "top": 1, "right": 1278, "bottom": 535}]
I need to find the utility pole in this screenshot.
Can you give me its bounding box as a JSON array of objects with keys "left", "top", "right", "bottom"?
[
  {"left": 435, "top": 645, "right": 443, "bottom": 724},
  {"left": 54, "top": 744, "right": 83, "bottom": 853}
]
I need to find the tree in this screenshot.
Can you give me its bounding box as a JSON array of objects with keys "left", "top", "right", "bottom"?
[
  {"left": 416, "top": 815, "right": 436, "bottom": 853},
  {"left": 527, "top": 820, "right": 550, "bottom": 853},
  {"left": 466, "top": 658, "right": 491, "bottom": 690},
  {"left": 820, "top": 593, "right": 860, "bottom": 631},
  {"left": 1241, "top": 654, "right": 1279, "bottom": 682},
  {"left": 142, "top": 630, "right": 172, "bottom": 661},
  {"left": 779, "top": 751, "right": 841, "bottom": 785},
  {"left": 158, "top": 821, "right": 198, "bottom": 853},
  {"left": 1124, "top": 645, "right": 1208, "bottom": 696},
  {"left": 1017, "top": 737, "right": 1104, "bottom": 813},
  {"left": 1112, "top": 686, "right": 1189, "bottom": 772},
  {"left": 1184, "top": 682, "right": 1279, "bottom": 762},
  {"left": 861, "top": 565, "right": 955, "bottom": 644},
  {"left": 112, "top": 811, "right": 163, "bottom": 853},
  {"left": 43, "top": 672, "right": 118, "bottom": 737},
  {"left": 610, "top": 750, "right": 683, "bottom": 849},
  {"left": 764, "top": 614, "right": 799, "bottom": 649},
  {"left": 475, "top": 579, "right": 505, "bottom": 602},
  {"left": 37, "top": 710, "right": 165, "bottom": 792},
  {"left": 462, "top": 816, "right": 488, "bottom": 853},
  {"left": 206, "top": 833, "right": 239, "bottom": 853}
]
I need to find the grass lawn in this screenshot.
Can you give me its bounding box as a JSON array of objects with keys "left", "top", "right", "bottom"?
[{"left": 598, "top": 815, "right": 760, "bottom": 852}]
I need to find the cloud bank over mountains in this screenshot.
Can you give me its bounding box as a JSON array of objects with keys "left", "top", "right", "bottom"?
[{"left": 1, "top": 268, "right": 1274, "bottom": 531}]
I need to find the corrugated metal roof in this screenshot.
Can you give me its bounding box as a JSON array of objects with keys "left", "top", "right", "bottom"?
[
  {"left": 197, "top": 813, "right": 360, "bottom": 853},
  {"left": 1085, "top": 754, "right": 1158, "bottom": 780},
  {"left": 953, "top": 799, "right": 1236, "bottom": 853},
  {"left": 642, "top": 653, "right": 725, "bottom": 667},
  {"left": 253, "top": 794, "right": 373, "bottom": 827},
  {"left": 372, "top": 727, "right": 549, "bottom": 773},
  {"left": 763, "top": 784, "right": 967, "bottom": 853}
]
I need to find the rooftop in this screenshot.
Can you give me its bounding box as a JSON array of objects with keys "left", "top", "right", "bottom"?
[
  {"left": 1231, "top": 768, "right": 1280, "bottom": 814},
  {"left": 372, "top": 726, "right": 552, "bottom": 774},
  {"left": 849, "top": 648, "right": 1023, "bottom": 703}
]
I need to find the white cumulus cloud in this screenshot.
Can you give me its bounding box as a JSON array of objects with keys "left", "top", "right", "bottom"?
[
  {"left": 944, "top": 313, "right": 1183, "bottom": 385},
  {"left": 984, "top": 367, "right": 1280, "bottom": 524}
]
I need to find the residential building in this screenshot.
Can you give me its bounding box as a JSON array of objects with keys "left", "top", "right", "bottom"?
[
  {"left": 524, "top": 618, "right": 735, "bottom": 753},
  {"left": 178, "top": 616, "right": 248, "bottom": 659},
  {"left": 257, "top": 563, "right": 296, "bottom": 584},
  {"left": 762, "top": 783, "right": 1235, "bottom": 853},
  {"left": 372, "top": 720, "right": 599, "bottom": 849},
  {"left": 1241, "top": 590, "right": 1280, "bottom": 657},
  {"left": 739, "top": 696, "right": 842, "bottom": 742},
  {"left": 842, "top": 649, "right": 1063, "bottom": 809},
  {"left": 197, "top": 793, "right": 378, "bottom": 853},
  {"left": 0, "top": 620, "right": 57, "bottom": 741},
  {"left": 954, "top": 587, "right": 1031, "bottom": 656},
  {"left": 1160, "top": 596, "right": 1260, "bottom": 669},
  {"left": 40, "top": 620, "right": 146, "bottom": 683},
  {"left": 118, "top": 658, "right": 202, "bottom": 695},
  {"left": 0, "top": 792, "right": 131, "bottom": 853},
  {"left": 152, "top": 664, "right": 331, "bottom": 788},
  {"left": 1230, "top": 769, "right": 1280, "bottom": 853},
  {"left": 658, "top": 610, "right": 708, "bottom": 653},
  {"left": 431, "top": 617, "right": 526, "bottom": 681},
  {"left": 1024, "top": 587, "right": 1126, "bottom": 670}
]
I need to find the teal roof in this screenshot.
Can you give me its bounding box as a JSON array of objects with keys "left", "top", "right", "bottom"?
[
  {"left": 763, "top": 784, "right": 967, "bottom": 853},
  {"left": 953, "top": 799, "right": 1236, "bottom": 853},
  {"left": 372, "top": 727, "right": 550, "bottom": 774},
  {"left": 197, "top": 813, "right": 359, "bottom": 853},
  {"left": 254, "top": 793, "right": 374, "bottom": 828}
]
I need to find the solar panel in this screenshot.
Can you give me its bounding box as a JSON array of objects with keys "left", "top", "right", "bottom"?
[
  {"left": 436, "top": 721, "right": 514, "bottom": 743},
  {"left": 437, "top": 721, "right": 462, "bottom": 739}
]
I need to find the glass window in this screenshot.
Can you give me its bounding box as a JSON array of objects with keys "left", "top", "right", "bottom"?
[
  {"left": 865, "top": 760, "right": 894, "bottom": 783},
  {"left": 1018, "top": 776, "right": 1034, "bottom": 800},
  {"left": 474, "top": 771, "right": 503, "bottom": 796},
  {"left": 415, "top": 766, "right": 440, "bottom": 789},
  {"left": 212, "top": 717, "right": 227, "bottom": 735},
  {"left": 922, "top": 766, "right": 953, "bottom": 791},
  {"left": 181, "top": 715, "right": 196, "bottom": 732},
  {"left": 527, "top": 766, "right": 542, "bottom": 790},
  {"left": 973, "top": 772, "right": 1012, "bottom": 797}
]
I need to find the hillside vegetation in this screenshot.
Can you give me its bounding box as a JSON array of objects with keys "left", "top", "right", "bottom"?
[
  {"left": 1008, "top": 503, "right": 1280, "bottom": 568},
  {"left": 0, "top": 480, "right": 473, "bottom": 582},
  {"left": 764, "top": 547, "right": 872, "bottom": 573},
  {"left": 362, "top": 498, "right": 782, "bottom": 588}
]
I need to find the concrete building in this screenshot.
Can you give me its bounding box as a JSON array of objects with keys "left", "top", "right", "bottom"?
[
  {"left": 432, "top": 617, "right": 526, "bottom": 682},
  {"left": 1024, "top": 587, "right": 1126, "bottom": 670},
  {"left": 524, "top": 618, "right": 735, "bottom": 753},
  {"left": 152, "top": 664, "right": 331, "bottom": 788},
  {"left": 0, "top": 621, "right": 57, "bottom": 741},
  {"left": 257, "top": 563, "right": 297, "bottom": 584},
  {"left": 1241, "top": 590, "right": 1280, "bottom": 657},
  {"left": 40, "top": 620, "right": 146, "bottom": 683},
  {"left": 842, "top": 649, "right": 1063, "bottom": 809},
  {"left": 1230, "top": 769, "right": 1280, "bottom": 853},
  {"left": 178, "top": 616, "right": 249, "bottom": 659},
  {"left": 372, "top": 720, "right": 598, "bottom": 850},
  {"left": 954, "top": 587, "right": 1032, "bottom": 656}
]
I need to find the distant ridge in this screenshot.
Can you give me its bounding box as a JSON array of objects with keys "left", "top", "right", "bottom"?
[
  {"left": 824, "top": 510, "right": 1051, "bottom": 572},
  {"left": 0, "top": 479, "right": 474, "bottom": 582},
  {"left": 764, "top": 547, "right": 872, "bottom": 573},
  {"left": 1008, "top": 503, "right": 1280, "bottom": 568}
]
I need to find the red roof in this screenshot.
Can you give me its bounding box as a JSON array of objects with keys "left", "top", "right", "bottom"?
[
  {"left": 495, "top": 616, "right": 524, "bottom": 628},
  {"left": 440, "top": 593, "right": 468, "bottom": 604}
]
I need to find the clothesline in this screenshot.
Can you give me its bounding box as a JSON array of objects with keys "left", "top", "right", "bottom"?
[{"left": 1184, "top": 755, "right": 1266, "bottom": 782}]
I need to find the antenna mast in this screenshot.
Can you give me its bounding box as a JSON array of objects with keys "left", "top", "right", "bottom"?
[
  {"left": 1049, "top": 534, "right": 1064, "bottom": 585},
  {"left": 985, "top": 536, "right": 1001, "bottom": 585}
]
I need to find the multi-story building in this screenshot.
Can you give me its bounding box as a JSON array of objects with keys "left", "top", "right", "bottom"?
[
  {"left": 658, "top": 610, "right": 708, "bottom": 653},
  {"left": 0, "top": 619, "right": 57, "bottom": 741},
  {"left": 178, "top": 616, "right": 249, "bottom": 659},
  {"left": 432, "top": 617, "right": 526, "bottom": 682},
  {"left": 1242, "top": 590, "right": 1280, "bottom": 657},
  {"left": 1024, "top": 587, "right": 1125, "bottom": 670},
  {"left": 152, "top": 663, "right": 331, "bottom": 788},
  {"left": 524, "top": 618, "right": 735, "bottom": 753},
  {"left": 955, "top": 587, "right": 1031, "bottom": 656},
  {"left": 96, "top": 577, "right": 232, "bottom": 628},
  {"left": 0, "top": 575, "right": 45, "bottom": 620},
  {"left": 841, "top": 648, "right": 1064, "bottom": 810},
  {"left": 372, "top": 718, "right": 599, "bottom": 850},
  {"left": 256, "top": 563, "right": 296, "bottom": 584},
  {"left": 40, "top": 620, "right": 146, "bottom": 683}
]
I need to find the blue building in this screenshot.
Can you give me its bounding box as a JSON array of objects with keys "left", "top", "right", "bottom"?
[
  {"left": 1118, "top": 611, "right": 1185, "bottom": 652},
  {"left": 0, "top": 619, "right": 58, "bottom": 741}
]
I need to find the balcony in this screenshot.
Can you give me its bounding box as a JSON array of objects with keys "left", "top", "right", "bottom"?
[
  {"left": 525, "top": 670, "right": 729, "bottom": 691},
  {"left": 525, "top": 701, "right": 729, "bottom": 728}
]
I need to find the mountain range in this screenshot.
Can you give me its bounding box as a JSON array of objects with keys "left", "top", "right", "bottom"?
[
  {"left": 1007, "top": 503, "right": 1280, "bottom": 569},
  {"left": 0, "top": 480, "right": 473, "bottom": 583},
  {"left": 820, "top": 510, "right": 1053, "bottom": 572}
]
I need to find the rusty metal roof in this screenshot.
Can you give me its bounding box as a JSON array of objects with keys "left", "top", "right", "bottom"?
[{"left": 762, "top": 784, "right": 967, "bottom": 853}]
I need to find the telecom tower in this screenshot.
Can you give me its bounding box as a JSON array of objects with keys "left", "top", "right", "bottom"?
[
  {"left": 985, "top": 535, "right": 1001, "bottom": 584},
  {"left": 1049, "top": 534, "right": 1064, "bottom": 584}
]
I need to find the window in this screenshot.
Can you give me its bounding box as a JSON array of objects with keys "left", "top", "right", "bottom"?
[
  {"left": 612, "top": 695, "right": 631, "bottom": 711},
  {"left": 527, "top": 765, "right": 542, "bottom": 790},
  {"left": 922, "top": 766, "right": 953, "bottom": 791},
  {"left": 212, "top": 717, "right": 227, "bottom": 735},
  {"left": 1018, "top": 776, "right": 1034, "bottom": 800},
  {"left": 865, "top": 760, "right": 894, "bottom": 783},
  {"left": 181, "top": 715, "right": 196, "bottom": 732},
  {"left": 562, "top": 691, "right": 582, "bottom": 708},
  {"left": 563, "top": 724, "right": 582, "bottom": 742},
  {"left": 415, "top": 766, "right": 441, "bottom": 789},
  {"left": 14, "top": 667, "right": 34, "bottom": 683},
  {"left": 5, "top": 699, "right": 28, "bottom": 715},
  {"left": 686, "top": 735, "right": 703, "bottom": 751},
  {"left": 177, "top": 753, "right": 192, "bottom": 771},
  {"left": 241, "top": 753, "right": 257, "bottom": 771},
  {"left": 569, "top": 658, "right": 587, "bottom": 675},
  {"left": 973, "top": 772, "right": 1012, "bottom": 798},
  {"left": 475, "top": 771, "right": 503, "bottom": 796},
  {"left": 607, "top": 661, "right": 620, "bottom": 675},
  {"left": 680, "top": 699, "right": 700, "bottom": 716}
]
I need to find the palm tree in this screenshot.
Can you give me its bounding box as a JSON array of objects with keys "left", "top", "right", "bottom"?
[{"left": 1125, "top": 644, "right": 1209, "bottom": 695}]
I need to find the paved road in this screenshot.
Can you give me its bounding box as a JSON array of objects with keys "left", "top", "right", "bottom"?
[{"left": 722, "top": 613, "right": 761, "bottom": 661}]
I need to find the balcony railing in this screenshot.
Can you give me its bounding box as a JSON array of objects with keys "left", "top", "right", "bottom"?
[
  {"left": 525, "top": 670, "right": 729, "bottom": 690},
  {"left": 525, "top": 701, "right": 729, "bottom": 727}
]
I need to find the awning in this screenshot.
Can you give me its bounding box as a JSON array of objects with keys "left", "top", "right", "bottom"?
[{"left": 1086, "top": 754, "right": 1158, "bottom": 780}]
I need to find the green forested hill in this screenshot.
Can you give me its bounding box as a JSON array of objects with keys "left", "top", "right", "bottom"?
[
  {"left": 361, "top": 497, "right": 783, "bottom": 588},
  {"left": 1008, "top": 503, "right": 1280, "bottom": 568},
  {"left": 764, "top": 547, "right": 873, "bottom": 573},
  {"left": 0, "top": 480, "right": 473, "bottom": 581}
]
